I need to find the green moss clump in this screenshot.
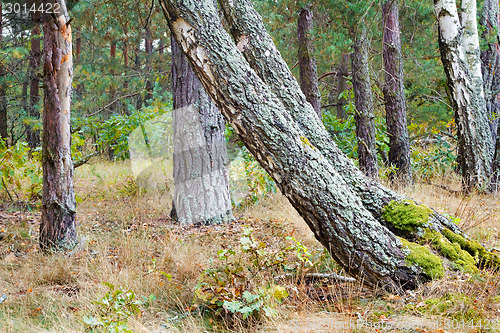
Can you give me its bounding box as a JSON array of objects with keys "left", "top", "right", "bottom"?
[
  {"left": 383, "top": 200, "right": 432, "bottom": 234},
  {"left": 442, "top": 229, "right": 500, "bottom": 268},
  {"left": 424, "top": 231, "right": 477, "bottom": 273},
  {"left": 400, "top": 238, "right": 444, "bottom": 279}
]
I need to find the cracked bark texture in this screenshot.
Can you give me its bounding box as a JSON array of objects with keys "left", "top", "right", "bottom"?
[
  {"left": 39, "top": 0, "right": 78, "bottom": 252},
  {"left": 480, "top": 0, "right": 500, "bottom": 191},
  {"left": 171, "top": 37, "right": 233, "bottom": 226},
  {"left": 297, "top": 8, "right": 321, "bottom": 117},
  {"left": 351, "top": 25, "right": 379, "bottom": 180},
  {"left": 434, "top": 0, "right": 494, "bottom": 192},
  {"left": 159, "top": 0, "right": 423, "bottom": 291},
  {"left": 216, "top": 0, "right": 463, "bottom": 235},
  {"left": 382, "top": 0, "right": 412, "bottom": 184}
]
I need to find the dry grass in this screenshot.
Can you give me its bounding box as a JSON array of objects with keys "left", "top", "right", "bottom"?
[{"left": 0, "top": 160, "right": 498, "bottom": 332}]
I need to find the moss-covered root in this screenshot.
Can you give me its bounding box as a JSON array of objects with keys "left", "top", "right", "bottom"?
[
  {"left": 382, "top": 200, "right": 432, "bottom": 236},
  {"left": 442, "top": 229, "right": 500, "bottom": 268},
  {"left": 400, "top": 238, "right": 444, "bottom": 279}
]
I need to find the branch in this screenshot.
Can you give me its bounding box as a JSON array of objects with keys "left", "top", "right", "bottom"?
[
  {"left": 74, "top": 152, "right": 98, "bottom": 168},
  {"left": 318, "top": 71, "right": 337, "bottom": 81},
  {"left": 87, "top": 92, "right": 142, "bottom": 117}
]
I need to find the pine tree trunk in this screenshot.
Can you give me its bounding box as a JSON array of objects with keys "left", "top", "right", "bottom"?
[
  {"left": 351, "top": 25, "right": 379, "bottom": 180},
  {"left": 480, "top": 0, "right": 500, "bottom": 191},
  {"left": 144, "top": 27, "right": 154, "bottom": 105},
  {"left": 434, "top": 0, "right": 494, "bottom": 192},
  {"left": 39, "top": 0, "right": 78, "bottom": 252},
  {"left": 160, "top": 0, "right": 500, "bottom": 290},
  {"left": 334, "top": 53, "right": 349, "bottom": 119},
  {"left": 27, "top": 25, "right": 42, "bottom": 150},
  {"left": 382, "top": 0, "right": 412, "bottom": 184},
  {"left": 171, "top": 37, "right": 233, "bottom": 226},
  {"left": 0, "top": 3, "right": 8, "bottom": 143},
  {"left": 297, "top": 8, "right": 321, "bottom": 117}
]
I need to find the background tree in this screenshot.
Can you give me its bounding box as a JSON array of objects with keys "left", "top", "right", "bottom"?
[
  {"left": 39, "top": 0, "right": 78, "bottom": 251},
  {"left": 170, "top": 37, "right": 233, "bottom": 226},
  {"left": 382, "top": 0, "right": 412, "bottom": 184},
  {"left": 0, "top": 3, "right": 8, "bottom": 143}
]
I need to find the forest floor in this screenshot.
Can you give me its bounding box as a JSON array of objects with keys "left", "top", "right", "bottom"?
[{"left": 0, "top": 160, "right": 499, "bottom": 332}]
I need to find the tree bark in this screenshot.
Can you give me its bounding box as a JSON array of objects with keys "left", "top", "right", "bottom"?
[
  {"left": 171, "top": 36, "right": 233, "bottom": 226},
  {"left": 39, "top": 0, "right": 78, "bottom": 252},
  {"left": 480, "top": 0, "right": 500, "bottom": 191},
  {"left": 382, "top": 0, "right": 412, "bottom": 184},
  {"left": 333, "top": 53, "right": 349, "bottom": 119},
  {"left": 297, "top": 8, "right": 321, "bottom": 117},
  {"left": 144, "top": 27, "right": 154, "bottom": 105},
  {"left": 434, "top": 0, "right": 494, "bottom": 192},
  {"left": 351, "top": 25, "right": 379, "bottom": 180},
  {"left": 159, "top": 0, "right": 499, "bottom": 291},
  {"left": 0, "top": 3, "right": 8, "bottom": 143},
  {"left": 27, "top": 25, "right": 42, "bottom": 150}
]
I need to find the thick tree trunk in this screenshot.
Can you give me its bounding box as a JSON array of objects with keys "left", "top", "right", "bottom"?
[
  {"left": 480, "top": 0, "right": 500, "bottom": 191},
  {"left": 0, "top": 3, "right": 8, "bottom": 143},
  {"left": 160, "top": 0, "right": 500, "bottom": 291},
  {"left": 27, "top": 25, "right": 42, "bottom": 150},
  {"left": 39, "top": 0, "right": 78, "bottom": 252},
  {"left": 351, "top": 26, "right": 379, "bottom": 180},
  {"left": 297, "top": 8, "right": 321, "bottom": 117},
  {"left": 171, "top": 37, "right": 233, "bottom": 226},
  {"left": 434, "top": 0, "right": 494, "bottom": 192},
  {"left": 382, "top": 0, "right": 412, "bottom": 184}
]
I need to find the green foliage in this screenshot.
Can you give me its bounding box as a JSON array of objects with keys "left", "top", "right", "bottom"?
[
  {"left": 194, "top": 227, "right": 328, "bottom": 322},
  {"left": 0, "top": 139, "right": 42, "bottom": 203},
  {"left": 83, "top": 282, "right": 146, "bottom": 333},
  {"left": 382, "top": 200, "right": 432, "bottom": 234},
  {"left": 411, "top": 136, "right": 456, "bottom": 180}
]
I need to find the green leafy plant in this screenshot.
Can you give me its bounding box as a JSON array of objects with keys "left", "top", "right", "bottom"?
[
  {"left": 0, "top": 139, "right": 42, "bottom": 203},
  {"left": 83, "top": 282, "right": 145, "bottom": 333}
]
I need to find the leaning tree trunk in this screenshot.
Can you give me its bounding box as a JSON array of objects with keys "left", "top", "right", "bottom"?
[
  {"left": 27, "top": 24, "right": 42, "bottom": 150},
  {"left": 171, "top": 37, "right": 233, "bottom": 226},
  {"left": 39, "top": 0, "right": 78, "bottom": 252},
  {"left": 297, "top": 8, "right": 321, "bottom": 117},
  {"left": 0, "top": 3, "right": 8, "bottom": 143},
  {"left": 434, "top": 0, "right": 494, "bottom": 192},
  {"left": 480, "top": 0, "right": 500, "bottom": 191},
  {"left": 382, "top": 0, "right": 412, "bottom": 184},
  {"left": 351, "top": 25, "right": 379, "bottom": 180},
  {"left": 160, "top": 0, "right": 500, "bottom": 291}
]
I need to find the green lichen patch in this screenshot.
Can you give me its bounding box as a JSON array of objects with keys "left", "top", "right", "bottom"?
[
  {"left": 382, "top": 200, "right": 432, "bottom": 234},
  {"left": 424, "top": 230, "right": 477, "bottom": 273},
  {"left": 400, "top": 238, "right": 444, "bottom": 279},
  {"left": 442, "top": 229, "right": 500, "bottom": 268}
]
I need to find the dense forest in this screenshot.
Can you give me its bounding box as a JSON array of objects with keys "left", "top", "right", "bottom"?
[{"left": 0, "top": 0, "right": 500, "bottom": 332}]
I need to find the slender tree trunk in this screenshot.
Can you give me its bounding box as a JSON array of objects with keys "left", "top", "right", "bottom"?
[
  {"left": 434, "top": 0, "right": 494, "bottom": 192},
  {"left": 382, "top": 0, "right": 412, "bottom": 184},
  {"left": 134, "top": 35, "right": 143, "bottom": 110},
  {"left": 480, "top": 0, "right": 500, "bottom": 191},
  {"left": 27, "top": 25, "right": 42, "bottom": 150},
  {"left": 75, "top": 27, "right": 81, "bottom": 63},
  {"left": 39, "top": 0, "right": 78, "bottom": 252},
  {"left": 351, "top": 25, "right": 379, "bottom": 179},
  {"left": 297, "top": 8, "right": 321, "bottom": 117},
  {"left": 0, "top": 3, "right": 8, "bottom": 143},
  {"left": 171, "top": 37, "right": 233, "bottom": 226},
  {"left": 144, "top": 27, "right": 154, "bottom": 105},
  {"left": 333, "top": 53, "right": 349, "bottom": 119}
]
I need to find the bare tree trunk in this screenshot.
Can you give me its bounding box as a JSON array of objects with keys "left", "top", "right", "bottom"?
[
  {"left": 297, "top": 8, "right": 321, "bottom": 117},
  {"left": 480, "top": 0, "right": 500, "bottom": 191},
  {"left": 27, "top": 25, "right": 42, "bottom": 150},
  {"left": 170, "top": 37, "right": 233, "bottom": 226},
  {"left": 434, "top": 0, "right": 494, "bottom": 192},
  {"left": 144, "top": 27, "right": 154, "bottom": 105},
  {"left": 39, "top": 0, "right": 78, "bottom": 252},
  {"left": 351, "top": 25, "right": 379, "bottom": 180},
  {"left": 0, "top": 3, "right": 8, "bottom": 143},
  {"left": 382, "top": 0, "right": 412, "bottom": 184}
]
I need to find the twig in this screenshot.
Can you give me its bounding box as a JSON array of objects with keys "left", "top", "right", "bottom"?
[
  {"left": 74, "top": 152, "right": 98, "bottom": 168},
  {"left": 275, "top": 272, "right": 356, "bottom": 283},
  {"left": 1, "top": 177, "right": 13, "bottom": 202},
  {"left": 318, "top": 71, "right": 337, "bottom": 81},
  {"left": 87, "top": 92, "right": 142, "bottom": 117}
]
